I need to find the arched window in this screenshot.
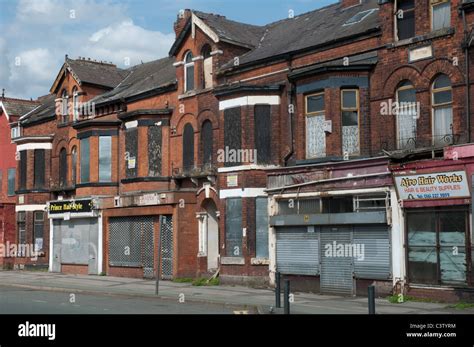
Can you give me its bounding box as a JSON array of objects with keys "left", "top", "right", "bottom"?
[
  {"left": 184, "top": 51, "right": 194, "bottom": 92},
  {"left": 183, "top": 123, "right": 195, "bottom": 172},
  {"left": 61, "top": 90, "right": 69, "bottom": 123},
  {"left": 432, "top": 74, "right": 453, "bottom": 146},
  {"left": 72, "top": 87, "right": 79, "bottom": 121},
  {"left": 59, "top": 148, "right": 68, "bottom": 187},
  {"left": 396, "top": 81, "right": 417, "bottom": 149},
  {"left": 201, "top": 45, "right": 213, "bottom": 89},
  {"left": 201, "top": 120, "right": 213, "bottom": 167},
  {"left": 71, "top": 146, "right": 77, "bottom": 185}
]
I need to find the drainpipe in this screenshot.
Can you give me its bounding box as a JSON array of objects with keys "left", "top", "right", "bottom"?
[
  {"left": 461, "top": 7, "right": 471, "bottom": 143},
  {"left": 284, "top": 80, "right": 295, "bottom": 166}
]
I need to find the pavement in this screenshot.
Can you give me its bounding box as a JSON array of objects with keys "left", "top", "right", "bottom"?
[{"left": 0, "top": 270, "right": 472, "bottom": 314}]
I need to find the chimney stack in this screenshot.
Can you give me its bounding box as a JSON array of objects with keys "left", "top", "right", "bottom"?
[
  {"left": 174, "top": 9, "right": 192, "bottom": 39},
  {"left": 340, "top": 0, "right": 362, "bottom": 9}
]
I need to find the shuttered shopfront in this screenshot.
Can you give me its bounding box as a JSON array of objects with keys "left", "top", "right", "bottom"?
[
  {"left": 275, "top": 223, "right": 391, "bottom": 295},
  {"left": 108, "top": 215, "right": 173, "bottom": 279}
]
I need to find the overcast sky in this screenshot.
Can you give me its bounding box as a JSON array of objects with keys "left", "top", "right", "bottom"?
[{"left": 0, "top": 0, "right": 334, "bottom": 100}]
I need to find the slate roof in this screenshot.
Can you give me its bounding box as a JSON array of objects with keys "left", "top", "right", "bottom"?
[
  {"left": 0, "top": 97, "right": 40, "bottom": 118},
  {"left": 193, "top": 11, "right": 266, "bottom": 48},
  {"left": 90, "top": 56, "right": 176, "bottom": 106},
  {"left": 288, "top": 51, "right": 378, "bottom": 79},
  {"left": 20, "top": 94, "right": 56, "bottom": 126},
  {"left": 220, "top": 0, "right": 380, "bottom": 70},
  {"left": 65, "top": 58, "right": 128, "bottom": 89}
]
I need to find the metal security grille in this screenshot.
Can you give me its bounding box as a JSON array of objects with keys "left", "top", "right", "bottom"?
[
  {"left": 353, "top": 225, "right": 390, "bottom": 279},
  {"left": 109, "top": 217, "right": 154, "bottom": 278},
  {"left": 320, "top": 227, "right": 354, "bottom": 296},
  {"left": 160, "top": 215, "right": 173, "bottom": 279},
  {"left": 141, "top": 218, "right": 155, "bottom": 279},
  {"left": 276, "top": 227, "right": 319, "bottom": 275}
]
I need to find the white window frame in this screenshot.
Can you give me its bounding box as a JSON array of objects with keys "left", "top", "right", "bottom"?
[
  {"left": 184, "top": 51, "right": 195, "bottom": 92},
  {"left": 431, "top": 75, "right": 453, "bottom": 146},
  {"left": 394, "top": 0, "right": 415, "bottom": 42},
  {"left": 396, "top": 81, "right": 417, "bottom": 150},
  {"left": 341, "top": 89, "right": 360, "bottom": 156},
  {"left": 305, "top": 92, "right": 326, "bottom": 159},
  {"left": 72, "top": 87, "right": 79, "bottom": 121},
  {"left": 431, "top": 0, "right": 451, "bottom": 31}
]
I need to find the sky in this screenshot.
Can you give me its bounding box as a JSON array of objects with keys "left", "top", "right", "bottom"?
[{"left": 0, "top": 0, "right": 335, "bottom": 100}]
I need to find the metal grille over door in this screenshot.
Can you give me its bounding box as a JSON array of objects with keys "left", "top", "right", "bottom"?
[
  {"left": 109, "top": 216, "right": 154, "bottom": 278},
  {"left": 320, "top": 227, "right": 354, "bottom": 296},
  {"left": 160, "top": 215, "right": 173, "bottom": 279}
]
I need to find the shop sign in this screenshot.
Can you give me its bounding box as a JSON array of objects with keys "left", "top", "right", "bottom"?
[
  {"left": 49, "top": 199, "right": 93, "bottom": 214},
  {"left": 394, "top": 171, "right": 470, "bottom": 200}
]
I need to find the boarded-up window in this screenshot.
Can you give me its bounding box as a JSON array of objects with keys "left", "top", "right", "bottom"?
[
  {"left": 226, "top": 198, "right": 242, "bottom": 257},
  {"left": 256, "top": 197, "right": 269, "bottom": 258},
  {"left": 80, "top": 138, "right": 90, "bottom": 183},
  {"left": 99, "top": 136, "right": 112, "bottom": 182},
  {"left": 7, "top": 168, "right": 15, "bottom": 196},
  {"left": 19, "top": 151, "right": 27, "bottom": 190},
  {"left": 125, "top": 128, "right": 138, "bottom": 178},
  {"left": 254, "top": 105, "right": 271, "bottom": 164},
  {"left": 183, "top": 123, "right": 194, "bottom": 172},
  {"left": 148, "top": 126, "right": 162, "bottom": 176},
  {"left": 224, "top": 107, "right": 241, "bottom": 167},
  {"left": 34, "top": 149, "right": 45, "bottom": 189},
  {"left": 201, "top": 120, "right": 213, "bottom": 166},
  {"left": 59, "top": 148, "right": 67, "bottom": 187}
]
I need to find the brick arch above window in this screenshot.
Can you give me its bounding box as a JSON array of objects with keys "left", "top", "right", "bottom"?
[
  {"left": 197, "top": 109, "right": 219, "bottom": 130},
  {"left": 382, "top": 65, "right": 424, "bottom": 98},
  {"left": 422, "top": 58, "right": 465, "bottom": 86},
  {"left": 53, "top": 138, "right": 68, "bottom": 157},
  {"left": 173, "top": 112, "right": 198, "bottom": 135}
]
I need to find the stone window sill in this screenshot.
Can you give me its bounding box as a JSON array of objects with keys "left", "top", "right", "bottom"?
[
  {"left": 388, "top": 27, "right": 455, "bottom": 49},
  {"left": 220, "top": 257, "right": 245, "bottom": 265},
  {"left": 251, "top": 258, "right": 270, "bottom": 265}
]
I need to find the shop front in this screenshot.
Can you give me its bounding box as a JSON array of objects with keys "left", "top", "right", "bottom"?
[
  {"left": 392, "top": 163, "right": 474, "bottom": 300},
  {"left": 267, "top": 158, "right": 398, "bottom": 296},
  {"left": 48, "top": 198, "right": 103, "bottom": 275}
]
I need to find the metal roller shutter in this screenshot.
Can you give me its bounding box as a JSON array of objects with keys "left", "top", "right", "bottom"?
[
  {"left": 320, "top": 228, "right": 353, "bottom": 295},
  {"left": 276, "top": 227, "right": 319, "bottom": 275},
  {"left": 353, "top": 225, "right": 391, "bottom": 279}
]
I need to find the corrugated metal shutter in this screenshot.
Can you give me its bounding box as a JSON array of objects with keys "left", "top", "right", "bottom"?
[
  {"left": 276, "top": 227, "right": 319, "bottom": 275},
  {"left": 320, "top": 228, "right": 353, "bottom": 295},
  {"left": 353, "top": 225, "right": 391, "bottom": 279}
]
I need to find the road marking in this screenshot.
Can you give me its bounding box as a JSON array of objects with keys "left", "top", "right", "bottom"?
[
  {"left": 32, "top": 300, "right": 47, "bottom": 303},
  {"left": 233, "top": 310, "right": 248, "bottom": 315}
]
